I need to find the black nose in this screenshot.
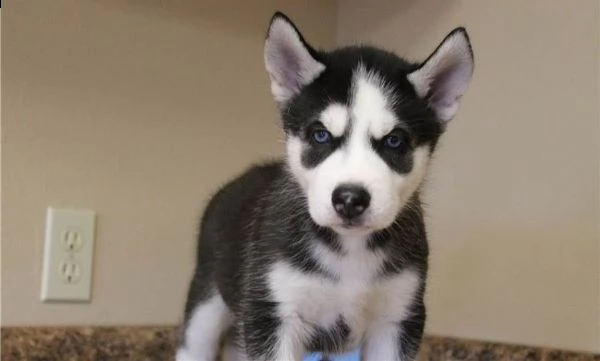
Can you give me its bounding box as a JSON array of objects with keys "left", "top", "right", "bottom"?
[{"left": 332, "top": 184, "right": 371, "bottom": 219}]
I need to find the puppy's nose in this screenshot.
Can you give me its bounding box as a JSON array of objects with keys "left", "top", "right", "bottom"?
[{"left": 332, "top": 184, "right": 371, "bottom": 219}]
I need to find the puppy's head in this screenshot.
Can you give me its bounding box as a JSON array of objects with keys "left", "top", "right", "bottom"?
[{"left": 264, "top": 12, "right": 474, "bottom": 236}]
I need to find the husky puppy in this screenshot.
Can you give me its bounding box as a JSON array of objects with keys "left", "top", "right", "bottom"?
[{"left": 177, "top": 11, "right": 474, "bottom": 361}]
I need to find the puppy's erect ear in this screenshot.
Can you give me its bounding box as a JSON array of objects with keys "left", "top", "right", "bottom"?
[
  {"left": 408, "top": 28, "right": 474, "bottom": 122},
  {"left": 264, "top": 12, "right": 325, "bottom": 103}
]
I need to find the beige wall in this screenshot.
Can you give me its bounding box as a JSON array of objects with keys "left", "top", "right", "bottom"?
[
  {"left": 338, "top": 0, "right": 600, "bottom": 353},
  {"left": 2, "top": 0, "right": 335, "bottom": 326}
]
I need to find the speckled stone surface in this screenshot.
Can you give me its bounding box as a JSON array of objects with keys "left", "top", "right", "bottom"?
[
  {"left": 418, "top": 337, "right": 599, "bottom": 361},
  {"left": 1, "top": 327, "right": 177, "bottom": 361},
  {"left": 2, "top": 326, "right": 599, "bottom": 361}
]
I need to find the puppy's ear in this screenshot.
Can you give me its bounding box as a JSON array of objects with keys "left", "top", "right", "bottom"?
[
  {"left": 408, "top": 28, "right": 474, "bottom": 122},
  {"left": 264, "top": 12, "right": 325, "bottom": 103}
]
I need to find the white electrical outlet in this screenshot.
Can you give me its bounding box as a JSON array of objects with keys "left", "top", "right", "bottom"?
[{"left": 41, "top": 208, "right": 96, "bottom": 302}]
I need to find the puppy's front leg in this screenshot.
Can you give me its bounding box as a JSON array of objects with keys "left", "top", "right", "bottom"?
[
  {"left": 361, "top": 304, "right": 425, "bottom": 361},
  {"left": 242, "top": 301, "right": 305, "bottom": 361}
]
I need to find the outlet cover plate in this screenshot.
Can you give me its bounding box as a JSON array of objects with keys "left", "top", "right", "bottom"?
[{"left": 41, "top": 207, "right": 96, "bottom": 302}]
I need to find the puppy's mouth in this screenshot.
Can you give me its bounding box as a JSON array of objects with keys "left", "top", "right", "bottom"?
[
  {"left": 341, "top": 218, "right": 363, "bottom": 228},
  {"left": 332, "top": 217, "right": 377, "bottom": 235}
]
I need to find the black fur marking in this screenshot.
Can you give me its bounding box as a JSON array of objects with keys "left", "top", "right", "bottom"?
[
  {"left": 301, "top": 136, "right": 344, "bottom": 169},
  {"left": 370, "top": 129, "right": 414, "bottom": 174},
  {"left": 368, "top": 228, "right": 392, "bottom": 251},
  {"left": 397, "top": 287, "right": 427, "bottom": 360},
  {"left": 315, "top": 226, "right": 342, "bottom": 253},
  {"left": 242, "top": 299, "right": 281, "bottom": 360},
  {"left": 306, "top": 316, "right": 351, "bottom": 353},
  {"left": 372, "top": 196, "right": 429, "bottom": 277}
]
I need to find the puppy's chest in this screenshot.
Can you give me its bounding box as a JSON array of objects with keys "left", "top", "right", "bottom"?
[{"left": 269, "top": 249, "right": 419, "bottom": 347}]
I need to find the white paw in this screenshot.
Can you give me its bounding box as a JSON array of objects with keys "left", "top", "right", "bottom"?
[{"left": 176, "top": 348, "right": 214, "bottom": 361}]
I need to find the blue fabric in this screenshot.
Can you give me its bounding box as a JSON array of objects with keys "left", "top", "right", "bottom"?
[{"left": 304, "top": 349, "right": 361, "bottom": 361}]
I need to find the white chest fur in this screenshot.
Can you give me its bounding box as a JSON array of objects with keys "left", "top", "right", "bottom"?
[{"left": 268, "top": 239, "right": 420, "bottom": 351}]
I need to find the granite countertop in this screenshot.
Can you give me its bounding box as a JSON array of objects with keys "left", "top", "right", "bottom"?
[{"left": 1, "top": 326, "right": 599, "bottom": 361}]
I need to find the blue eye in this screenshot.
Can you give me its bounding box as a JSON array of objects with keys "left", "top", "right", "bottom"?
[
  {"left": 312, "top": 129, "right": 331, "bottom": 144},
  {"left": 384, "top": 134, "right": 402, "bottom": 149}
]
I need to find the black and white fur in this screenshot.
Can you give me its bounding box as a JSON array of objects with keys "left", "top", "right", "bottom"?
[{"left": 177, "top": 12, "right": 474, "bottom": 361}]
